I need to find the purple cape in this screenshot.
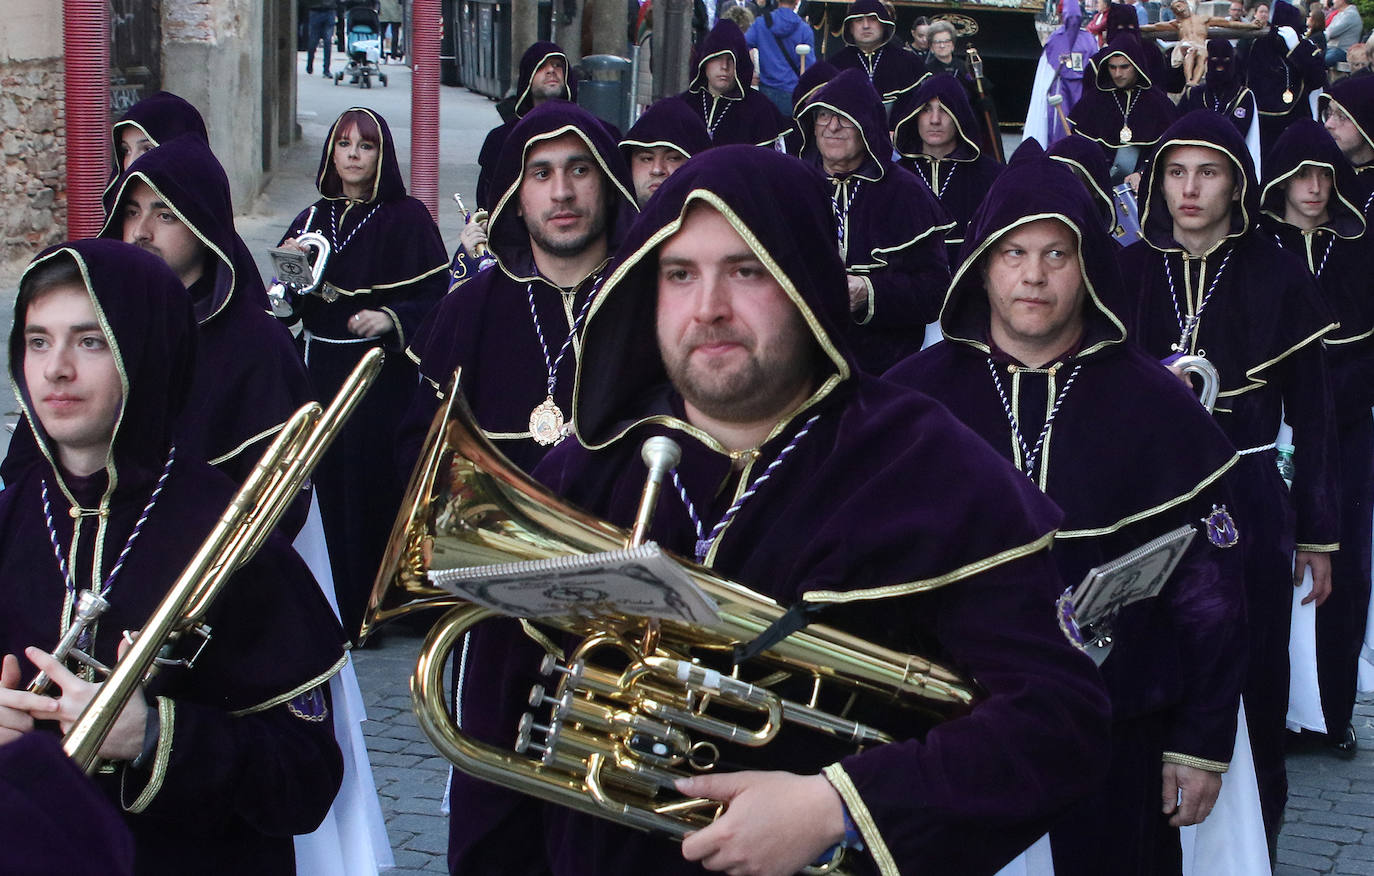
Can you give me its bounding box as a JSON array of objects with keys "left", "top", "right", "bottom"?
[
  {"left": 446, "top": 144, "right": 1111, "bottom": 875},
  {"left": 887, "top": 144, "right": 1245, "bottom": 869},
  {"left": 830, "top": 0, "right": 927, "bottom": 103},
  {"left": 1179, "top": 40, "right": 1257, "bottom": 137},
  {"left": 103, "top": 91, "right": 209, "bottom": 212},
  {"left": 675, "top": 20, "right": 787, "bottom": 146},
  {"left": 1048, "top": 133, "right": 1119, "bottom": 231},
  {"left": 892, "top": 74, "right": 1005, "bottom": 257},
  {"left": 281, "top": 107, "right": 448, "bottom": 638},
  {"left": 1121, "top": 110, "right": 1340, "bottom": 840},
  {"left": 1, "top": 240, "right": 344, "bottom": 874},
  {"left": 402, "top": 102, "right": 639, "bottom": 476},
  {"left": 619, "top": 96, "right": 712, "bottom": 164},
  {"left": 796, "top": 68, "right": 953, "bottom": 370},
  {"left": 95, "top": 135, "right": 313, "bottom": 494},
  {"left": 1069, "top": 34, "right": 1177, "bottom": 150},
  {"left": 1041, "top": 0, "right": 1101, "bottom": 141},
  {"left": 475, "top": 42, "right": 578, "bottom": 209}
]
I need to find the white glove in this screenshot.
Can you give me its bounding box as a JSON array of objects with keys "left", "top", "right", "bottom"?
[{"left": 1277, "top": 25, "right": 1299, "bottom": 51}]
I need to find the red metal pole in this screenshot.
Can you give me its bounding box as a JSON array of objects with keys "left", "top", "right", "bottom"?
[
  {"left": 63, "top": 0, "right": 111, "bottom": 239},
  {"left": 410, "top": 0, "right": 441, "bottom": 221}
]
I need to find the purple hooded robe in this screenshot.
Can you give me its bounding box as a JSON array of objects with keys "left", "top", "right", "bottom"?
[
  {"left": 279, "top": 106, "right": 449, "bottom": 639},
  {"left": 1179, "top": 39, "right": 1259, "bottom": 138},
  {"left": 1069, "top": 34, "right": 1178, "bottom": 177},
  {"left": 402, "top": 102, "right": 639, "bottom": 478},
  {"left": 888, "top": 141, "right": 1246, "bottom": 876},
  {"left": 1119, "top": 109, "right": 1340, "bottom": 844},
  {"left": 892, "top": 74, "right": 1005, "bottom": 266},
  {"left": 1259, "top": 118, "right": 1373, "bottom": 744},
  {"left": 673, "top": 21, "right": 788, "bottom": 147},
  {"left": 476, "top": 42, "right": 578, "bottom": 210},
  {"left": 1319, "top": 76, "right": 1374, "bottom": 209},
  {"left": 444, "top": 144, "right": 1111, "bottom": 876},
  {"left": 1039, "top": 0, "right": 1101, "bottom": 145},
  {"left": 1246, "top": 0, "right": 1326, "bottom": 155},
  {"left": 829, "top": 0, "right": 928, "bottom": 104},
  {"left": 103, "top": 91, "right": 209, "bottom": 213},
  {"left": 796, "top": 69, "right": 954, "bottom": 371},
  {"left": 619, "top": 95, "right": 714, "bottom": 179},
  {"left": 0, "top": 240, "right": 345, "bottom": 874}
]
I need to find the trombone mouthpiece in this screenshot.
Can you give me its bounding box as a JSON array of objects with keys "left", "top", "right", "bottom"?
[{"left": 641, "top": 436, "right": 682, "bottom": 479}]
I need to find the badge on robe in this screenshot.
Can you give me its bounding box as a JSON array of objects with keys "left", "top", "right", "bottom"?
[{"left": 1202, "top": 504, "right": 1239, "bottom": 548}]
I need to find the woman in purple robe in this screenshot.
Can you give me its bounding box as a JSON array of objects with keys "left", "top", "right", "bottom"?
[
  {"left": 1259, "top": 119, "right": 1372, "bottom": 756},
  {"left": 446, "top": 144, "right": 1111, "bottom": 875},
  {"left": 279, "top": 107, "right": 449, "bottom": 640},
  {"left": 892, "top": 74, "right": 1004, "bottom": 268},
  {"left": 0, "top": 240, "right": 345, "bottom": 874},
  {"left": 103, "top": 91, "right": 209, "bottom": 212}
]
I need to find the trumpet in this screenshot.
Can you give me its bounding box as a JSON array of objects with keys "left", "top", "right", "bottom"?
[
  {"left": 363, "top": 371, "right": 980, "bottom": 869},
  {"left": 57, "top": 349, "right": 383, "bottom": 774}
]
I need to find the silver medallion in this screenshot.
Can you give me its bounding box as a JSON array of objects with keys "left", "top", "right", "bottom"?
[
  {"left": 1282, "top": 89, "right": 1294, "bottom": 105},
  {"left": 529, "top": 396, "right": 567, "bottom": 446},
  {"left": 1119, "top": 125, "right": 1133, "bottom": 143}
]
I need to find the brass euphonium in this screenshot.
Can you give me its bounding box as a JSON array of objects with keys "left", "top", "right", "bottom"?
[
  {"left": 56, "top": 349, "right": 384, "bottom": 774},
  {"left": 363, "top": 372, "right": 981, "bottom": 871}
]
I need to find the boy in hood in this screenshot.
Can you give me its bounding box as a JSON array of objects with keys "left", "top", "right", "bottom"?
[
  {"left": 1069, "top": 34, "right": 1178, "bottom": 184},
  {"left": 675, "top": 20, "right": 788, "bottom": 147}
]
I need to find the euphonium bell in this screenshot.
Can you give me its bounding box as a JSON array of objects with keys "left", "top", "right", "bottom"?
[{"left": 364, "top": 372, "right": 980, "bottom": 872}]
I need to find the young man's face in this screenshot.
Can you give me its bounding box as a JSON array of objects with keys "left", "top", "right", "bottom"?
[
  {"left": 529, "top": 57, "right": 567, "bottom": 103},
  {"left": 850, "top": 14, "right": 886, "bottom": 51},
  {"left": 1106, "top": 55, "right": 1139, "bottom": 90},
  {"left": 930, "top": 30, "right": 955, "bottom": 62},
  {"left": 1283, "top": 164, "right": 1333, "bottom": 226},
  {"left": 704, "top": 55, "right": 736, "bottom": 96},
  {"left": 23, "top": 284, "right": 124, "bottom": 476},
  {"left": 629, "top": 145, "right": 688, "bottom": 206},
  {"left": 813, "top": 109, "right": 865, "bottom": 173},
  {"left": 982, "top": 218, "right": 1088, "bottom": 360},
  {"left": 917, "top": 99, "right": 958, "bottom": 153},
  {"left": 121, "top": 180, "right": 207, "bottom": 289},
  {"left": 517, "top": 132, "right": 608, "bottom": 260},
  {"left": 1324, "top": 102, "right": 1374, "bottom": 165},
  {"left": 1160, "top": 144, "right": 1240, "bottom": 246},
  {"left": 118, "top": 126, "right": 154, "bottom": 172},
  {"left": 656, "top": 204, "right": 816, "bottom": 425}
]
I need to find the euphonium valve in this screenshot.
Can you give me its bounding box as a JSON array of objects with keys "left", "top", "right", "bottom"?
[{"left": 267, "top": 231, "right": 332, "bottom": 319}]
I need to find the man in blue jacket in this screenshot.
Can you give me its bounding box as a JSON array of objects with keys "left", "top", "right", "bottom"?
[{"left": 745, "top": 0, "right": 814, "bottom": 116}]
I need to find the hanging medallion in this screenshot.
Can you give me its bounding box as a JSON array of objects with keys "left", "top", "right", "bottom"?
[
  {"left": 1119, "top": 125, "right": 1133, "bottom": 143},
  {"left": 1282, "top": 89, "right": 1294, "bottom": 104},
  {"left": 529, "top": 396, "right": 567, "bottom": 446}
]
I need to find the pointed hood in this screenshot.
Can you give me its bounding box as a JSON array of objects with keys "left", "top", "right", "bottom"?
[
  {"left": 1091, "top": 33, "right": 1156, "bottom": 91},
  {"left": 1048, "top": 133, "right": 1118, "bottom": 231},
  {"left": 841, "top": 0, "right": 897, "bottom": 47},
  {"left": 619, "top": 97, "right": 712, "bottom": 163},
  {"left": 99, "top": 134, "right": 263, "bottom": 326},
  {"left": 1320, "top": 76, "right": 1374, "bottom": 160},
  {"left": 1138, "top": 109, "right": 1259, "bottom": 252},
  {"left": 792, "top": 59, "right": 839, "bottom": 114},
  {"left": 486, "top": 102, "right": 639, "bottom": 282},
  {"left": 1044, "top": 0, "right": 1096, "bottom": 81},
  {"left": 314, "top": 107, "right": 407, "bottom": 203},
  {"left": 10, "top": 240, "right": 197, "bottom": 504},
  {"left": 796, "top": 69, "right": 892, "bottom": 181},
  {"left": 1260, "top": 118, "right": 1366, "bottom": 239},
  {"left": 572, "top": 146, "right": 854, "bottom": 449},
  {"left": 940, "top": 140, "right": 1128, "bottom": 358},
  {"left": 104, "top": 91, "right": 210, "bottom": 209},
  {"left": 892, "top": 73, "right": 984, "bottom": 161},
  {"left": 689, "top": 20, "right": 755, "bottom": 99},
  {"left": 513, "top": 41, "right": 577, "bottom": 118},
  {"left": 1105, "top": 2, "right": 1144, "bottom": 40}
]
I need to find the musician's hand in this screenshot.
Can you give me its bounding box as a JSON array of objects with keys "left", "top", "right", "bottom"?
[
  {"left": 846, "top": 275, "right": 869, "bottom": 314},
  {"left": 1162, "top": 762, "right": 1222, "bottom": 826},
  {"left": 1125, "top": 171, "right": 1142, "bottom": 192},
  {"left": 21, "top": 646, "right": 147, "bottom": 762},
  {"left": 0, "top": 653, "right": 55, "bottom": 745},
  {"left": 348, "top": 309, "right": 394, "bottom": 338},
  {"left": 677, "top": 771, "right": 846, "bottom": 876},
  {"left": 1295, "top": 550, "right": 1333, "bottom": 606},
  {"left": 459, "top": 213, "right": 489, "bottom": 257},
  {"left": 1164, "top": 361, "right": 1196, "bottom": 390},
  {"left": 278, "top": 237, "right": 306, "bottom": 254}
]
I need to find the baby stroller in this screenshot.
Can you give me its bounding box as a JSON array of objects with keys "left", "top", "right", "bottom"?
[{"left": 335, "top": 1, "right": 388, "bottom": 88}]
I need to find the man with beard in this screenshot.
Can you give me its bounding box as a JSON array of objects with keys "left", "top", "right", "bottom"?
[
  {"left": 1069, "top": 33, "right": 1177, "bottom": 184},
  {"left": 1320, "top": 76, "right": 1374, "bottom": 208},
  {"left": 1119, "top": 110, "right": 1340, "bottom": 849},
  {"left": 401, "top": 102, "right": 639, "bottom": 478},
  {"left": 829, "top": 0, "right": 927, "bottom": 105},
  {"left": 476, "top": 43, "right": 576, "bottom": 211},
  {"left": 619, "top": 98, "right": 712, "bottom": 207},
  {"left": 674, "top": 20, "right": 787, "bottom": 147},
  {"left": 888, "top": 142, "right": 1247, "bottom": 875},
  {"left": 795, "top": 69, "right": 953, "bottom": 371},
  {"left": 445, "top": 143, "right": 1110, "bottom": 876}
]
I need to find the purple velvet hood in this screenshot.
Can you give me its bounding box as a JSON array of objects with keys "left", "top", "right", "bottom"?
[
  {"left": 487, "top": 101, "right": 639, "bottom": 281},
  {"left": 10, "top": 240, "right": 197, "bottom": 498},
  {"left": 792, "top": 59, "right": 839, "bottom": 113},
  {"left": 1044, "top": 0, "right": 1097, "bottom": 82},
  {"left": 841, "top": 0, "right": 897, "bottom": 46},
  {"left": 941, "top": 140, "right": 1128, "bottom": 355},
  {"left": 100, "top": 135, "right": 265, "bottom": 324},
  {"left": 1049, "top": 133, "right": 1118, "bottom": 228},
  {"left": 619, "top": 96, "right": 712, "bottom": 163},
  {"left": 1320, "top": 76, "right": 1374, "bottom": 157},
  {"left": 314, "top": 106, "right": 407, "bottom": 203},
  {"left": 514, "top": 42, "right": 577, "bottom": 118},
  {"left": 105, "top": 91, "right": 209, "bottom": 203},
  {"left": 796, "top": 68, "right": 893, "bottom": 179},
  {"left": 1138, "top": 109, "right": 1259, "bottom": 251},
  {"left": 892, "top": 73, "right": 984, "bottom": 161},
  {"left": 1261, "top": 118, "right": 1366, "bottom": 239},
  {"left": 572, "top": 145, "right": 854, "bottom": 448},
  {"left": 1092, "top": 33, "right": 1157, "bottom": 91},
  {"left": 689, "top": 20, "right": 756, "bottom": 98}
]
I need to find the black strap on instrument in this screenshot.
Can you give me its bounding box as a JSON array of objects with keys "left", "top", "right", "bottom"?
[
  {"left": 733, "top": 600, "right": 824, "bottom": 664},
  {"left": 763, "top": 10, "right": 802, "bottom": 76}
]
